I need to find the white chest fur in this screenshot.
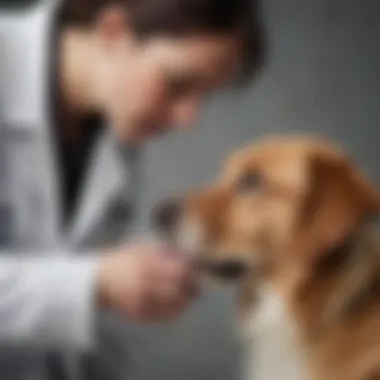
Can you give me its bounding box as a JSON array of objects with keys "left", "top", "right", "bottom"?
[{"left": 240, "top": 287, "right": 307, "bottom": 380}]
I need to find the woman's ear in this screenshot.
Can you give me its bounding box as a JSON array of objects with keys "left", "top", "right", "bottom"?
[{"left": 295, "top": 151, "right": 380, "bottom": 260}]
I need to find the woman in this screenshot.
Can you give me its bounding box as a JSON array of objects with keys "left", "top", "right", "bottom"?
[{"left": 0, "top": 0, "right": 264, "bottom": 379}]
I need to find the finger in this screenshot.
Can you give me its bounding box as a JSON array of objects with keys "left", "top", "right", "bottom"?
[
  {"left": 184, "top": 278, "right": 199, "bottom": 299},
  {"left": 149, "top": 296, "right": 186, "bottom": 320},
  {"left": 153, "top": 281, "right": 186, "bottom": 309},
  {"left": 141, "top": 263, "right": 197, "bottom": 321},
  {"left": 129, "top": 282, "right": 160, "bottom": 322},
  {"left": 157, "top": 258, "right": 193, "bottom": 284},
  {"left": 151, "top": 267, "right": 199, "bottom": 308},
  {"left": 136, "top": 292, "right": 182, "bottom": 322}
]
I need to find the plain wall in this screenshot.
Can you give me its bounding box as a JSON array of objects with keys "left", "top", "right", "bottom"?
[{"left": 130, "top": 1, "right": 380, "bottom": 379}]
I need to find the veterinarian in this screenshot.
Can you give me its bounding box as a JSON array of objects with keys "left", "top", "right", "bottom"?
[{"left": 0, "top": 0, "right": 264, "bottom": 379}]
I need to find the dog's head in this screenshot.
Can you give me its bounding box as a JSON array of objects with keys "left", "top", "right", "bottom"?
[{"left": 151, "top": 135, "right": 380, "bottom": 285}]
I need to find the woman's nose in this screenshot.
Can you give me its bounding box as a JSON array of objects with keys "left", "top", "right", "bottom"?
[{"left": 171, "top": 99, "right": 200, "bottom": 128}]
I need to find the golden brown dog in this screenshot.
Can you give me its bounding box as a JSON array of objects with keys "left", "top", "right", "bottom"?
[{"left": 152, "top": 134, "right": 380, "bottom": 380}]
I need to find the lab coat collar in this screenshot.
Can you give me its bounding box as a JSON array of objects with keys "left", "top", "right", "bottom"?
[{"left": 0, "top": 0, "right": 61, "bottom": 129}]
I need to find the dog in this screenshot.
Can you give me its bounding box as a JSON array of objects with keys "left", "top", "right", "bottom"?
[{"left": 152, "top": 133, "right": 380, "bottom": 380}]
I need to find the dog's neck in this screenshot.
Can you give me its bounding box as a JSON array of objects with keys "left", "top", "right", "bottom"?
[{"left": 293, "top": 226, "right": 380, "bottom": 342}]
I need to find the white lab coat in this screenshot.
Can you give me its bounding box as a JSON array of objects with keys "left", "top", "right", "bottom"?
[{"left": 0, "top": 1, "right": 141, "bottom": 379}]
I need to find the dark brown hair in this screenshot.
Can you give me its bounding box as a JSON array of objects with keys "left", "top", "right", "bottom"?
[{"left": 59, "top": 0, "right": 266, "bottom": 82}]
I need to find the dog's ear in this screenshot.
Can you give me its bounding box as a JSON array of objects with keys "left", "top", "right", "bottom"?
[{"left": 296, "top": 151, "right": 380, "bottom": 260}]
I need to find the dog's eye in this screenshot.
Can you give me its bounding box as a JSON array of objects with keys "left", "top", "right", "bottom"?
[{"left": 237, "top": 171, "right": 263, "bottom": 192}]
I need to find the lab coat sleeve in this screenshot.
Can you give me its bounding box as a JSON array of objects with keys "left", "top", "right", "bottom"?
[{"left": 0, "top": 254, "right": 99, "bottom": 352}]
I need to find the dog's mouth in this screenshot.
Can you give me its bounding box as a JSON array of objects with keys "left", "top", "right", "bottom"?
[
  {"left": 150, "top": 200, "right": 253, "bottom": 281},
  {"left": 191, "top": 255, "right": 251, "bottom": 281}
]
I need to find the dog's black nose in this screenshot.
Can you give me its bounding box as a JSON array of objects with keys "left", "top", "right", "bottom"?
[{"left": 152, "top": 199, "right": 181, "bottom": 231}]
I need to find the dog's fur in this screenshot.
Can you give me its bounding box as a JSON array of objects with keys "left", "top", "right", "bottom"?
[{"left": 153, "top": 134, "right": 380, "bottom": 380}]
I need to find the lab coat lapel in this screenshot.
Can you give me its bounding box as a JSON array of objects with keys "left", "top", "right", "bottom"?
[
  {"left": 0, "top": 0, "right": 63, "bottom": 249},
  {"left": 67, "top": 131, "right": 140, "bottom": 247}
]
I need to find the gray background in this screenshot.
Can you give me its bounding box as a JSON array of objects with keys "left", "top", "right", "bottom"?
[
  {"left": 1, "top": 0, "right": 379, "bottom": 379},
  {"left": 130, "top": 1, "right": 380, "bottom": 380}
]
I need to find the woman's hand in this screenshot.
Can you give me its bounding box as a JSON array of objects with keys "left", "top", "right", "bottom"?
[{"left": 97, "top": 243, "right": 198, "bottom": 322}]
